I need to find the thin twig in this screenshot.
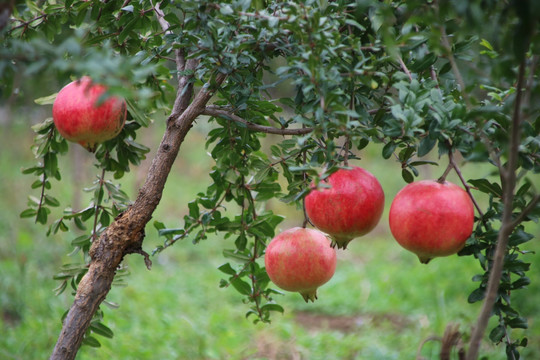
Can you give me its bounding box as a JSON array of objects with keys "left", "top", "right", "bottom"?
[
  {"left": 440, "top": 146, "right": 486, "bottom": 219},
  {"left": 301, "top": 126, "right": 310, "bottom": 228},
  {"left": 437, "top": 161, "right": 454, "bottom": 183},
  {"left": 203, "top": 107, "right": 314, "bottom": 135},
  {"left": 398, "top": 56, "right": 413, "bottom": 82},
  {"left": 91, "top": 163, "right": 108, "bottom": 243},
  {"left": 151, "top": 1, "right": 170, "bottom": 33},
  {"left": 451, "top": 158, "right": 486, "bottom": 220},
  {"left": 440, "top": 27, "right": 470, "bottom": 107},
  {"left": 510, "top": 194, "right": 540, "bottom": 229}
]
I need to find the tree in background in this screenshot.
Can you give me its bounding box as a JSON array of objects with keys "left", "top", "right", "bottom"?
[{"left": 2, "top": 1, "right": 539, "bottom": 359}]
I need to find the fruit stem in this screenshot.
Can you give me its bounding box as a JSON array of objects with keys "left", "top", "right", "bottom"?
[
  {"left": 437, "top": 146, "right": 454, "bottom": 184},
  {"left": 438, "top": 146, "right": 486, "bottom": 220}
]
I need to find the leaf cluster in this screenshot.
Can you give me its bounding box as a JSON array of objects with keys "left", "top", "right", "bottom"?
[{"left": 7, "top": 0, "right": 540, "bottom": 356}]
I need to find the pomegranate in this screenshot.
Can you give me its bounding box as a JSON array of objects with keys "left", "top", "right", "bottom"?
[
  {"left": 305, "top": 166, "right": 385, "bottom": 249},
  {"left": 389, "top": 180, "right": 475, "bottom": 264},
  {"left": 52, "top": 76, "right": 127, "bottom": 152},
  {"left": 264, "top": 227, "right": 337, "bottom": 302}
]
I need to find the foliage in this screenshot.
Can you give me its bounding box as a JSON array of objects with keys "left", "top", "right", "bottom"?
[{"left": 2, "top": 0, "right": 539, "bottom": 358}]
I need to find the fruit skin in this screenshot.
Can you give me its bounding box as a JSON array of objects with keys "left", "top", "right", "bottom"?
[
  {"left": 389, "top": 180, "right": 475, "bottom": 264},
  {"left": 52, "top": 76, "right": 127, "bottom": 152},
  {"left": 305, "top": 166, "right": 385, "bottom": 249},
  {"left": 264, "top": 227, "right": 337, "bottom": 302}
]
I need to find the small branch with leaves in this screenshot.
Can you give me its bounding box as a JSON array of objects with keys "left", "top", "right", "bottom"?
[{"left": 203, "top": 106, "right": 314, "bottom": 136}]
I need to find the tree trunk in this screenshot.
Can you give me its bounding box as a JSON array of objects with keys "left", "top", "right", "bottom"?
[{"left": 50, "top": 72, "right": 226, "bottom": 360}]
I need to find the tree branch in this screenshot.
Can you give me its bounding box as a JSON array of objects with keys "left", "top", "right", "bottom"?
[
  {"left": 466, "top": 58, "right": 527, "bottom": 360},
  {"left": 49, "top": 72, "right": 227, "bottom": 360},
  {"left": 202, "top": 106, "right": 314, "bottom": 135},
  {"left": 510, "top": 194, "right": 540, "bottom": 230},
  {"left": 398, "top": 56, "right": 413, "bottom": 82},
  {"left": 447, "top": 151, "right": 486, "bottom": 220},
  {"left": 440, "top": 27, "right": 470, "bottom": 107},
  {"left": 151, "top": 1, "right": 170, "bottom": 34}
]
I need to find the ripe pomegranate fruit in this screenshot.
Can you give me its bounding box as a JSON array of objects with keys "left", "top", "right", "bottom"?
[
  {"left": 264, "top": 227, "right": 337, "bottom": 302},
  {"left": 305, "top": 166, "right": 385, "bottom": 249},
  {"left": 52, "top": 76, "right": 127, "bottom": 152},
  {"left": 389, "top": 180, "right": 475, "bottom": 264}
]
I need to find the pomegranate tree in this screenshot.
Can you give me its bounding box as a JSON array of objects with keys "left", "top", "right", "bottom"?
[
  {"left": 52, "top": 76, "right": 127, "bottom": 152},
  {"left": 305, "top": 166, "right": 385, "bottom": 249},
  {"left": 389, "top": 180, "right": 475, "bottom": 264},
  {"left": 264, "top": 227, "right": 337, "bottom": 302}
]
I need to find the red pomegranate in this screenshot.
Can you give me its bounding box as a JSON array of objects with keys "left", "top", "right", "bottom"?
[
  {"left": 305, "top": 166, "right": 385, "bottom": 249},
  {"left": 264, "top": 227, "right": 337, "bottom": 302},
  {"left": 52, "top": 76, "right": 127, "bottom": 152},
  {"left": 389, "top": 180, "right": 475, "bottom": 264}
]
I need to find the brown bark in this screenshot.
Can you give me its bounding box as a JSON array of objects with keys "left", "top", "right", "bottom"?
[
  {"left": 49, "top": 72, "right": 226, "bottom": 360},
  {"left": 465, "top": 59, "right": 526, "bottom": 360}
]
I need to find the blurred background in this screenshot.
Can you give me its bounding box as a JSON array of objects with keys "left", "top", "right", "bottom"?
[{"left": 1, "top": 91, "right": 539, "bottom": 359}]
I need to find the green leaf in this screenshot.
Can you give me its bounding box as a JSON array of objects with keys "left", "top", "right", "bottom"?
[
  {"left": 261, "top": 303, "right": 284, "bottom": 314},
  {"left": 504, "top": 260, "right": 530, "bottom": 273},
  {"left": 408, "top": 53, "right": 437, "bottom": 72},
  {"left": 468, "top": 179, "right": 503, "bottom": 197},
  {"left": 409, "top": 160, "right": 438, "bottom": 167},
  {"left": 44, "top": 195, "right": 60, "bottom": 207},
  {"left": 22, "top": 166, "right": 42, "bottom": 175},
  {"left": 82, "top": 336, "right": 101, "bottom": 348},
  {"left": 235, "top": 233, "right": 247, "bottom": 251},
  {"left": 508, "top": 229, "right": 533, "bottom": 247},
  {"left": 36, "top": 207, "right": 49, "bottom": 224},
  {"left": 489, "top": 325, "right": 506, "bottom": 343},
  {"left": 126, "top": 100, "right": 151, "bottom": 127},
  {"left": 382, "top": 141, "right": 396, "bottom": 159},
  {"left": 43, "top": 152, "right": 58, "bottom": 178},
  {"left": 417, "top": 137, "right": 436, "bottom": 157},
  {"left": 118, "top": 17, "right": 139, "bottom": 43},
  {"left": 218, "top": 263, "right": 237, "bottom": 276},
  {"left": 90, "top": 322, "right": 114, "bottom": 339},
  {"left": 34, "top": 92, "right": 58, "bottom": 105},
  {"left": 344, "top": 18, "right": 366, "bottom": 31},
  {"left": 71, "top": 235, "right": 91, "bottom": 246},
  {"left": 401, "top": 168, "right": 414, "bottom": 183},
  {"left": 158, "top": 228, "right": 185, "bottom": 237},
  {"left": 223, "top": 249, "right": 251, "bottom": 263},
  {"left": 153, "top": 221, "right": 166, "bottom": 231},
  {"left": 506, "top": 317, "right": 528, "bottom": 329},
  {"left": 511, "top": 276, "right": 530, "bottom": 290},
  {"left": 230, "top": 277, "right": 252, "bottom": 296},
  {"left": 20, "top": 208, "right": 37, "bottom": 218},
  {"left": 100, "top": 211, "right": 110, "bottom": 227},
  {"left": 188, "top": 200, "right": 199, "bottom": 219},
  {"left": 468, "top": 287, "right": 485, "bottom": 303}
]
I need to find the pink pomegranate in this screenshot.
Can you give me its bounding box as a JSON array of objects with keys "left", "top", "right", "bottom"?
[
  {"left": 264, "top": 227, "right": 337, "bottom": 302},
  {"left": 389, "top": 180, "right": 475, "bottom": 264},
  {"left": 305, "top": 166, "right": 385, "bottom": 249},
  {"left": 52, "top": 76, "right": 127, "bottom": 152}
]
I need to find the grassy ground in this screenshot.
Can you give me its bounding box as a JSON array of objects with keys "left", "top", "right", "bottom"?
[{"left": 1, "top": 116, "right": 539, "bottom": 359}]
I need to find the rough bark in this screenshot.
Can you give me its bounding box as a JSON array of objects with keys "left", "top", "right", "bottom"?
[
  {"left": 49, "top": 72, "right": 226, "bottom": 360},
  {"left": 465, "top": 59, "right": 526, "bottom": 360}
]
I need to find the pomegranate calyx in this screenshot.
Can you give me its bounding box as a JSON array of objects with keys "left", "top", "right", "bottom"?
[
  {"left": 418, "top": 255, "right": 433, "bottom": 264},
  {"left": 300, "top": 290, "right": 318, "bottom": 303},
  {"left": 330, "top": 235, "right": 353, "bottom": 250},
  {"left": 79, "top": 141, "right": 97, "bottom": 153}
]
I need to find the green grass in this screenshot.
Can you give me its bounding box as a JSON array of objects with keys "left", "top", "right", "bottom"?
[{"left": 1, "top": 118, "right": 539, "bottom": 359}]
